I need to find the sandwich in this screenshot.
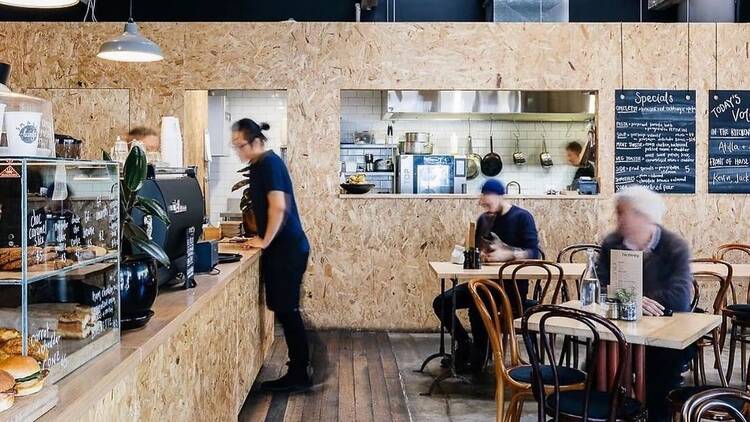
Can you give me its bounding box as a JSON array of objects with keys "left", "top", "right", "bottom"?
[
  {"left": 1, "top": 337, "right": 48, "bottom": 363},
  {"left": 0, "top": 356, "right": 47, "bottom": 397},
  {"left": 0, "top": 370, "right": 14, "bottom": 412},
  {"left": 57, "top": 306, "right": 93, "bottom": 339}
]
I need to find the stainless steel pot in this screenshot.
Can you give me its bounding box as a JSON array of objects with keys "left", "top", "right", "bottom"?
[
  {"left": 399, "top": 140, "right": 433, "bottom": 155},
  {"left": 404, "top": 132, "right": 431, "bottom": 143}
]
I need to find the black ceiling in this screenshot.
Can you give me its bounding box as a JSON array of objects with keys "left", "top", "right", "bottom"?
[{"left": 0, "top": 0, "right": 358, "bottom": 22}]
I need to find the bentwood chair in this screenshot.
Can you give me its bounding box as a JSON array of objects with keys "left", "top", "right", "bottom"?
[
  {"left": 498, "top": 260, "right": 566, "bottom": 318},
  {"left": 667, "top": 259, "right": 732, "bottom": 420},
  {"left": 468, "top": 279, "right": 586, "bottom": 422},
  {"left": 521, "top": 305, "right": 646, "bottom": 422},
  {"left": 713, "top": 243, "right": 750, "bottom": 384},
  {"left": 556, "top": 244, "right": 602, "bottom": 369},
  {"left": 681, "top": 387, "right": 750, "bottom": 422}
]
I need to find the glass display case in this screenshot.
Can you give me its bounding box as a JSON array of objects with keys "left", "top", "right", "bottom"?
[{"left": 0, "top": 158, "right": 119, "bottom": 383}]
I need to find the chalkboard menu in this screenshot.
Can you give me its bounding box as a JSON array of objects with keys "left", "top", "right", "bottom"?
[
  {"left": 709, "top": 90, "right": 750, "bottom": 193},
  {"left": 615, "top": 90, "right": 696, "bottom": 193}
]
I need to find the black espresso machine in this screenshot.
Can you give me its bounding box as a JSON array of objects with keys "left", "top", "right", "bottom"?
[{"left": 132, "top": 165, "right": 204, "bottom": 288}]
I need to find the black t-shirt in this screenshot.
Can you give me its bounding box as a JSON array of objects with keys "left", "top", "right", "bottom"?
[
  {"left": 247, "top": 151, "right": 308, "bottom": 253},
  {"left": 573, "top": 162, "right": 595, "bottom": 181}
]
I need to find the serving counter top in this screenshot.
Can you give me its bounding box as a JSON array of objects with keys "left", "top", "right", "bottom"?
[
  {"left": 37, "top": 246, "right": 272, "bottom": 421},
  {"left": 339, "top": 193, "right": 600, "bottom": 200}
]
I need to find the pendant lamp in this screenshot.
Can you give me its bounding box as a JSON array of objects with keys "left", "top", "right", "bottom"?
[
  {"left": 96, "top": 0, "right": 163, "bottom": 63},
  {"left": 0, "top": 0, "right": 78, "bottom": 8}
]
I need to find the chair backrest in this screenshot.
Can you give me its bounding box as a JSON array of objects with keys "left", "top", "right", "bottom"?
[
  {"left": 556, "top": 244, "right": 602, "bottom": 302},
  {"left": 468, "top": 279, "right": 522, "bottom": 376},
  {"left": 498, "top": 260, "right": 565, "bottom": 315},
  {"left": 714, "top": 243, "right": 750, "bottom": 304},
  {"left": 681, "top": 387, "right": 750, "bottom": 422},
  {"left": 690, "top": 258, "right": 733, "bottom": 314},
  {"left": 521, "top": 304, "right": 630, "bottom": 422}
]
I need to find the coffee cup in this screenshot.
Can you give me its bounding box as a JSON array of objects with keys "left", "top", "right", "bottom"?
[{"left": 4, "top": 111, "right": 42, "bottom": 156}]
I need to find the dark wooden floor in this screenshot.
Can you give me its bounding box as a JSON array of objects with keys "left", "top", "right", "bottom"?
[{"left": 239, "top": 331, "right": 411, "bottom": 422}]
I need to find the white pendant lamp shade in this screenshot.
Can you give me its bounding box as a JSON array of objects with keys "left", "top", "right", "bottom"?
[
  {"left": 0, "top": 0, "right": 78, "bottom": 7},
  {"left": 97, "top": 20, "right": 164, "bottom": 63}
]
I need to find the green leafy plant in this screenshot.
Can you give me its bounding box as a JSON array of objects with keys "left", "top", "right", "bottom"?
[
  {"left": 615, "top": 287, "right": 637, "bottom": 304},
  {"left": 233, "top": 164, "right": 252, "bottom": 213},
  {"left": 104, "top": 147, "right": 171, "bottom": 266}
]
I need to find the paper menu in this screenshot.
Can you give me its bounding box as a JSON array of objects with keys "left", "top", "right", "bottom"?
[{"left": 610, "top": 249, "right": 644, "bottom": 318}]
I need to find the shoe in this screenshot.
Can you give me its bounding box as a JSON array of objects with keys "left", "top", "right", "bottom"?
[
  {"left": 440, "top": 340, "right": 472, "bottom": 372},
  {"left": 260, "top": 366, "right": 312, "bottom": 393}
]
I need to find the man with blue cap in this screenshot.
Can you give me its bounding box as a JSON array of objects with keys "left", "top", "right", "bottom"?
[{"left": 432, "top": 179, "right": 541, "bottom": 375}]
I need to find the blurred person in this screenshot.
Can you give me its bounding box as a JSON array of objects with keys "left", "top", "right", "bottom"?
[
  {"left": 596, "top": 185, "right": 693, "bottom": 422},
  {"left": 232, "top": 118, "right": 312, "bottom": 393},
  {"left": 432, "top": 179, "right": 540, "bottom": 375},
  {"left": 565, "top": 141, "right": 595, "bottom": 184},
  {"left": 125, "top": 126, "right": 160, "bottom": 153}
]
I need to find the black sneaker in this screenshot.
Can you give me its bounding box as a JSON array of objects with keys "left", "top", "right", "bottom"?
[
  {"left": 260, "top": 368, "right": 312, "bottom": 393},
  {"left": 440, "top": 341, "right": 472, "bottom": 373}
]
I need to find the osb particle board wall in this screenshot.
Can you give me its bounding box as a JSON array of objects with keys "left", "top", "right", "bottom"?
[{"left": 2, "top": 22, "right": 748, "bottom": 330}]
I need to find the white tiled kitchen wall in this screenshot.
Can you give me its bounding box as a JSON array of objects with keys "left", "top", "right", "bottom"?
[
  {"left": 340, "top": 90, "right": 593, "bottom": 195},
  {"left": 207, "top": 90, "right": 287, "bottom": 224}
]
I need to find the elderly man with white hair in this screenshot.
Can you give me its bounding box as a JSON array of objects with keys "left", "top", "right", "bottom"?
[{"left": 596, "top": 185, "right": 694, "bottom": 422}]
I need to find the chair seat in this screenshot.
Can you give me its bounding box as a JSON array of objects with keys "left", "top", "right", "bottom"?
[
  {"left": 508, "top": 365, "right": 586, "bottom": 385},
  {"left": 725, "top": 305, "right": 750, "bottom": 323},
  {"left": 546, "top": 390, "right": 643, "bottom": 420},
  {"left": 668, "top": 385, "right": 746, "bottom": 411}
]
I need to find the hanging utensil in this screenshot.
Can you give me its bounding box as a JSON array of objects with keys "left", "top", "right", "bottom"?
[
  {"left": 512, "top": 132, "right": 526, "bottom": 166},
  {"left": 481, "top": 120, "right": 503, "bottom": 176},
  {"left": 539, "top": 134, "right": 553, "bottom": 168},
  {"left": 465, "top": 120, "right": 481, "bottom": 180}
]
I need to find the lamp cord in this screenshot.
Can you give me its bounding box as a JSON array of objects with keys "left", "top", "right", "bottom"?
[{"left": 129, "top": 0, "right": 133, "bottom": 21}]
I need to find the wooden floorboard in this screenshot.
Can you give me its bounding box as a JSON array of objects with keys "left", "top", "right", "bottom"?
[{"left": 241, "top": 331, "right": 410, "bottom": 422}]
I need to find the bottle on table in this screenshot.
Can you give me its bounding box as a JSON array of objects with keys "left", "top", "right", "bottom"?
[{"left": 580, "top": 248, "right": 601, "bottom": 311}]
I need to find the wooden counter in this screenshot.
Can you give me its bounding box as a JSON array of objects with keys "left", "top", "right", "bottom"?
[{"left": 36, "top": 247, "right": 274, "bottom": 422}]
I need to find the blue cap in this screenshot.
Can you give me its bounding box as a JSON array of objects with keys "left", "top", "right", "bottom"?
[{"left": 481, "top": 179, "right": 506, "bottom": 196}]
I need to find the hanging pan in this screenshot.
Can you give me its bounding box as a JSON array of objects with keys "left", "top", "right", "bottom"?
[
  {"left": 512, "top": 132, "right": 526, "bottom": 166},
  {"left": 539, "top": 135, "right": 553, "bottom": 168},
  {"left": 465, "top": 120, "right": 481, "bottom": 180},
  {"left": 481, "top": 120, "right": 503, "bottom": 176}
]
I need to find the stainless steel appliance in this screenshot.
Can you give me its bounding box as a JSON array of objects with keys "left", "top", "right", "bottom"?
[{"left": 398, "top": 155, "right": 466, "bottom": 194}]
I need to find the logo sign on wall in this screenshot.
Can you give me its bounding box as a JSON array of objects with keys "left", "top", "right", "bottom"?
[
  {"left": 16, "top": 121, "right": 38, "bottom": 144},
  {"left": 614, "top": 90, "right": 696, "bottom": 193},
  {"left": 708, "top": 90, "right": 750, "bottom": 193}
]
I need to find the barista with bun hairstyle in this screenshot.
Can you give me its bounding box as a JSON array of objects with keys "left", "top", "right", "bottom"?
[{"left": 232, "top": 118, "right": 312, "bottom": 393}]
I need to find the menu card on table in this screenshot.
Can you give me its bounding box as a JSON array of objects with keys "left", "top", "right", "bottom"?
[
  {"left": 615, "top": 90, "right": 696, "bottom": 193},
  {"left": 708, "top": 90, "right": 750, "bottom": 193},
  {"left": 610, "top": 250, "right": 643, "bottom": 319}
]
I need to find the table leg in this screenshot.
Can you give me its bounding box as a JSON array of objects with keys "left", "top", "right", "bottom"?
[
  {"left": 624, "top": 345, "right": 633, "bottom": 397},
  {"left": 449, "top": 277, "right": 458, "bottom": 376},
  {"left": 418, "top": 277, "right": 450, "bottom": 373},
  {"left": 607, "top": 341, "right": 619, "bottom": 386},
  {"left": 634, "top": 344, "right": 646, "bottom": 403},
  {"left": 597, "top": 340, "right": 607, "bottom": 391}
]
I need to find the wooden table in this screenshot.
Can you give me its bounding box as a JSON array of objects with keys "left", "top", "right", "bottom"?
[{"left": 513, "top": 300, "right": 722, "bottom": 402}]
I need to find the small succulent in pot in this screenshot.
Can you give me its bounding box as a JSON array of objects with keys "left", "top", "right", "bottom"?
[
  {"left": 615, "top": 287, "right": 639, "bottom": 321},
  {"left": 233, "top": 165, "right": 257, "bottom": 236},
  {"left": 615, "top": 287, "right": 637, "bottom": 304}
]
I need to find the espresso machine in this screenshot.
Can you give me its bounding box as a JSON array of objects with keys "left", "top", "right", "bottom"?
[{"left": 132, "top": 165, "right": 205, "bottom": 288}]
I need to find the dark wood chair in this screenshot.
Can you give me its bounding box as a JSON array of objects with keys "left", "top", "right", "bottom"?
[
  {"left": 680, "top": 387, "right": 750, "bottom": 422},
  {"left": 713, "top": 244, "right": 750, "bottom": 384},
  {"left": 556, "top": 244, "right": 602, "bottom": 369},
  {"left": 667, "top": 258, "right": 732, "bottom": 420},
  {"left": 521, "top": 305, "right": 646, "bottom": 422},
  {"left": 498, "top": 260, "right": 565, "bottom": 317},
  {"left": 468, "top": 279, "right": 585, "bottom": 422}
]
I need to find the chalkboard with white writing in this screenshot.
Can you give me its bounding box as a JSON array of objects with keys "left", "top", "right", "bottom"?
[
  {"left": 709, "top": 90, "right": 750, "bottom": 193},
  {"left": 615, "top": 90, "right": 696, "bottom": 193}
]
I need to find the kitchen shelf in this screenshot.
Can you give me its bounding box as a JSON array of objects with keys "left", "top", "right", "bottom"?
[
  {"left": 340, "top": 144, "right": 397, "bottom": 149},
  {"left": 338, "top": 193, "right": 601, "bottom": 200},
  {"left": 0, "top": 252, "right": 119, "bottom": 285},
  {"left": 343, "top": 171, "right": 394, "bottom": 176}
]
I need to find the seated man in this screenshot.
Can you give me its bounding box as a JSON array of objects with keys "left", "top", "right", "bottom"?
[
  {"left": 596, "top": 185, "right": 693, "bottom": 422},
  {"left": 432, "top": 179, "right": 540, "bottom": 374}
]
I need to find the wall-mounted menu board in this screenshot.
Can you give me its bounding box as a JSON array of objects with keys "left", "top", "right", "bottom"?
[
  {"left": 709, "top": 91, "right": 750, "bottom": 193},
  {"left": 615, "top": 90, "right": 696, "bottom": 193}
]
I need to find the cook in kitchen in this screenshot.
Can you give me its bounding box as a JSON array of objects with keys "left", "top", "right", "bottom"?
[{"left": 432, "top": 179, "right": 541, "bottom": 375}]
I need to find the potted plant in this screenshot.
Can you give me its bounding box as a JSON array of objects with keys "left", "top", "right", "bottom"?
[
  {"left": 233, "top": 165, "right": 256, "bottom": 235},
  {"left": 106, "top": 146, "right": 171, "bottom": 330},
  {"left": 615, "top": 287, "right": 638, "bottom": 321}
]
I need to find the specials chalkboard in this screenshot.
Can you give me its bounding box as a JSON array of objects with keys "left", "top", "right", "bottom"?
[
  {"left": 709, "top": 91, "right": 750, "bottom": 193},
  {"left": 615, "top": 90, "right": 696, "bottom": 193}
]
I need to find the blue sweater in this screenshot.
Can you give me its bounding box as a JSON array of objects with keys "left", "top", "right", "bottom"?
[
  {"left": 476, "top": 206, "right": 541, "bottom": 259},
  {"left": 596, "top": 227, "right": 693, "bottom": 312}
]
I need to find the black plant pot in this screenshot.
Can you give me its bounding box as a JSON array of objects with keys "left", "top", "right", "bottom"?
[{"left": 120, "top": 257, "right": 158, "bottom": 331}]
